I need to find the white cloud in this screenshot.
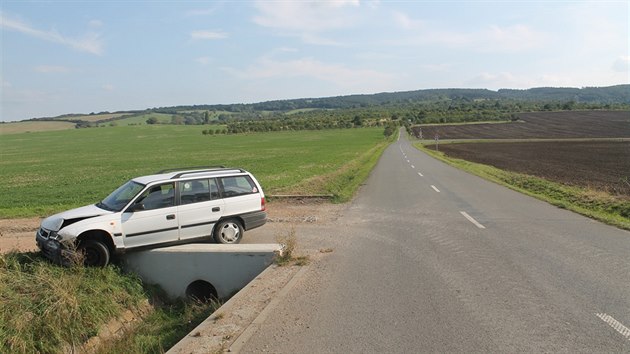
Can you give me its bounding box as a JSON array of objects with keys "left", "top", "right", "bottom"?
[
  {"left": 252, "top": 0, "right": 361, "bottom": 33},
  {"left": 401, "top": 24, "right": 547, "bottom": 53},
  {"left": 102, "top": 84, "right": 114, "bottom": 91},
  {"left": 465, "top": 70, "right": 627, "bottom": 90},
  {"left": 392, "top": 11, "right": 424, "bottom": 30},
  {"left": 466, "top": 72, "right": 530, "bottom": 89},
  {"left": 186, "top": 8, "right": 216, "bottom": 17},
  {"left": 34, "top": 65, "right": 72, "bottom": 73},
  {"left": 89, "top": 20, "right": 103, "bottom": 28},
  {"left": 612, "top": 56, "right": 629, "bottom": 73},
  {"left": 190, "top": 30, "right": 228, "bottom": 40},
  {"left": 195, "top": 57, "right": 212, "bottom": 65},
  {"left": 421, "top": 63, "right": 452, "bottom": 72},
  {"left": 0, "top": 13, "right": 104, "bottom": 55},
  {"left": 223, "top": 56, "right": 393, "bottom": 90}
]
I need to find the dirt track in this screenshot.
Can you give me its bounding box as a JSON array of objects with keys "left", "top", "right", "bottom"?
[{"left": 0, "top": 199, "right": 342, "bottom": 254}]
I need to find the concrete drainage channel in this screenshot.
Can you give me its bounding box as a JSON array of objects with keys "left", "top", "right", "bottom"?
[
  {"left": 119, "top": 243, "right": 305, "bottom": 352},
  {"left": 121, "top": 243, "right": 283, "bottom": 300}
]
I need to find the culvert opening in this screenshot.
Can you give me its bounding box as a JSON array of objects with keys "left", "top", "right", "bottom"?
[{"left": 185, "top": 280, "right": 218, "bottom": 302}]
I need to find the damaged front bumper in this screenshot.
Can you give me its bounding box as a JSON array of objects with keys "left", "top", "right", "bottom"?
[{"left": 35, "top": 229, "right": 76, "bottom": 266}]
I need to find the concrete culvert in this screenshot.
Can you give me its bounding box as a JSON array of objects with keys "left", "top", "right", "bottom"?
[{"left": 186, "top": 280, "right": 218, "bottom": 302}]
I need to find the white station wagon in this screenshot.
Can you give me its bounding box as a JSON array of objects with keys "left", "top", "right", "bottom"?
[{"left": 36, "top": 167, "right": 267, "bottom": 266}]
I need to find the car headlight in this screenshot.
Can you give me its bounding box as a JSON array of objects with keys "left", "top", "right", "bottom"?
[{"left": 49, "top": 232, "right": 62, "bottom": 241}]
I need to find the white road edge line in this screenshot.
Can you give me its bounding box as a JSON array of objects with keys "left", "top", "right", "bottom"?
[
  {"left": 460, "top": 211, "right": 486, "bottom": 229},
  {"left": 431, "top": 185, "right": 440, "bottom": 193},
  {"left": 418, "top": 172, "right": 424, "bottom": 177},
  {"left": 596, "top": 313, "right": 630, "bottom": 340}
]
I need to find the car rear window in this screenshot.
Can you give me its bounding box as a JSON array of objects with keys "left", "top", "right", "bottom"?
[{"left": 219, "top": 176, "right": 258, "bottom": 198}]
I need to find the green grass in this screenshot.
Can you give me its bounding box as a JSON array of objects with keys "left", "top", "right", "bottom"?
[
  {"left": 114, "top": 113, "right": 173, "bottom": 126},
  {"left": 0, "top": 126, "right": 390, "bottom": 218},
  {"left": 0, "top": 121, "right": 77, "bottom": 135},
  {"left": 0, "top": 252, "right": 147, "bottom": 353},
  {"left": 94, "top": 295, "right": 219, "bottom": 354},
  {"left": 416, "top": 143, "right": 630, "bottom": 230},
  {"left": 0, "top": 251, "right": 220, "bottom": 354}
]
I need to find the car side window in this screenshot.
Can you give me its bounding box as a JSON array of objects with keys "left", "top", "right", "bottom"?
[
  {"left": 180, "top": 179, "right": 212, "bottom": 204},
  {"left": 136, "top": 183, "right": 175, "bottom": 210},
  {"left": 219, "top": 176, "right": 258, "bottom": 198}
]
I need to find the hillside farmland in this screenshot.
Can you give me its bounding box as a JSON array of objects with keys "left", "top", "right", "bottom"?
[
  {"left": 432, "top": 141, "right": 630, "bottom": 197},
  {"left": 412, "top": 111, "right": 630, "bottom": 140}
]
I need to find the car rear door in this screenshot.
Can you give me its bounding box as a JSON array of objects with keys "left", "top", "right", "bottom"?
[{"left": 177, "top": 178, "right": 224, "bottom": 240}]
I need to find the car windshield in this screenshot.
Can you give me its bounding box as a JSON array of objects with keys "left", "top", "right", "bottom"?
[{"left": 97, "top": 180, "right": 145, "bottom": 212}]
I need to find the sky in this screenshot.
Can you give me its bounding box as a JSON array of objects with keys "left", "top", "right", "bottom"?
[{"left": 1, "top": 1, "right": 628, "bottom": 122}]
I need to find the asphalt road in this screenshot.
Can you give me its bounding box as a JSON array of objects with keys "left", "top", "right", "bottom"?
[{"left": 240, "top": 129, "right": 630, "bottom": 352}]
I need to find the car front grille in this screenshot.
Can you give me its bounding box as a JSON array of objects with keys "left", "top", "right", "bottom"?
[{"left": 38, "top": 228, "right": 50, "bottom": 239}]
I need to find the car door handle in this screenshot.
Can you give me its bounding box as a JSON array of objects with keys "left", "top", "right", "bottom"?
[
  {"left": 212, "top": 207, "right": 220, "bottom": 212},
  {"left": 166, "top": 214, "right": 176, "bottom": 220}
]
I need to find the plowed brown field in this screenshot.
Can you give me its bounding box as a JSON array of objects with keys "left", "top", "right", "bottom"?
[
  {"left": 416, "top": 111, "right": 630, "bottom": 197},
  {"left": 412, "top": 111, "right": 630, "bottom": 140},
  {"left": 432, "top": 141, "right": 630, "bottom": 196}
]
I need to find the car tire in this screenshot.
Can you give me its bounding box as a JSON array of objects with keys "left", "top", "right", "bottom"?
[
  {"left": 79, "top": 239, "right": 110, "bottom": 267},
  {"left": 214, "top": 219, "right": 243, "bottom": 244}
]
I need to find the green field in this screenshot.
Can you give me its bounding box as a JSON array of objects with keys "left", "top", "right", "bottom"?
[
  {"left": 0, "top": 121, "right": 77, "bottom": 135},
  {"left": 114, "top": 112, "right": 173, "bottom": 125},
  {"left": 0, "top": 126, "right": 390, "bottom": 218}
]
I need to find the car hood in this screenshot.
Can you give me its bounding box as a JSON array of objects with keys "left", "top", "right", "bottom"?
[{"left": 41, "top": 204, "right": 112, "bottom": 232}]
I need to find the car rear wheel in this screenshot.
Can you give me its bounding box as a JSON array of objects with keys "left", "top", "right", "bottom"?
[
  {"left": 214, "top": 219, "right": 243, "bottom": 244},
  {"left": 79, "top": 239, "right": 110, "bottom": 267}
]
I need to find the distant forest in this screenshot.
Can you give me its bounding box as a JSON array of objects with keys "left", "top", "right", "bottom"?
[
  {"left": 154, "top": 85, "right": 630, "bottom": 113},
  {"left": 21, "top": 85, "right": 630, "bottom": 131}
]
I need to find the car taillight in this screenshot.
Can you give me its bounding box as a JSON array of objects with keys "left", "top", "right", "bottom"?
[{"left": 261, "top": 197, "right": 266, "bottom": 211}]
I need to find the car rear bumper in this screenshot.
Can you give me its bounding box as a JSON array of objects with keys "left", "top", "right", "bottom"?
[{"left": 241, "top": 210, "right": 267, "bottom": 231}]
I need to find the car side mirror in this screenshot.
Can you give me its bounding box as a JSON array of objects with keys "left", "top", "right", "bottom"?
[{"left": 128, "top": 203, "right": 145, "bottom": 212}]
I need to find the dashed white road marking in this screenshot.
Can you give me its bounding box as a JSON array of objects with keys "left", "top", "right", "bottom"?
[
  {"left": 460, "top": 211, "right": 486, "bottom": 229},
  {"left": 596, "top": 313, "right": 630, "bottom": 340},
  {"left": 411, "top": 165, "right": 415, "bottom": 169},
  {"left": 418, "top": 172, "right": 424, "bottom": 177},
  {"left": 431, "top": 185, "right": 440, "bottom": 193}
]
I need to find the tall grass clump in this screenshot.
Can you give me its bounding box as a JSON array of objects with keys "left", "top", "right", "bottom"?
[
  {"left": 275, "top": 227, "right": 310, "bottom": 266},
  {"left": 0, "top": 252, "right": 146, "bottom": 353}
]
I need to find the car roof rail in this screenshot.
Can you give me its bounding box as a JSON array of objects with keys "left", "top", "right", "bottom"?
[
  {"left": 171, "top": 168, "right": 247, "bottom": 179},
  {"left": 157, "top": 165, "right": 226, "bottom": 174},
  {"left": 156, "top": 166, "right": 247, "bottom": 179}
]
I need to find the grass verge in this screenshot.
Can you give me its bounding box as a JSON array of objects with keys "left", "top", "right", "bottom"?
[
  {"left": 279, "top": 134, "right": 394, "bottom": 202},
  {"left": 0, "top": 252, "right": 146, "bottom": 353},
  {"left": 0, "top": 252, "right": 220, "bottom": 354},
  {"left": 416, "top": 144, "right": 630, "bottom": 231},
  {"left": 95, "top": 296, "right": 220, "bottom": 354}
]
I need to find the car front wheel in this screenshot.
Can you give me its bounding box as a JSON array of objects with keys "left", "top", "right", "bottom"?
[
  {"left": 78, "top": 239, "right": 110, "bottom": 266},
  {"left": 214, "top": 219, "right": 243, "bottom": 244}
]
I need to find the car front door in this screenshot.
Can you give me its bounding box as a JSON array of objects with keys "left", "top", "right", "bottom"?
[{"left": 121, "top": 182, "right": 179, "bottom": 248}]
